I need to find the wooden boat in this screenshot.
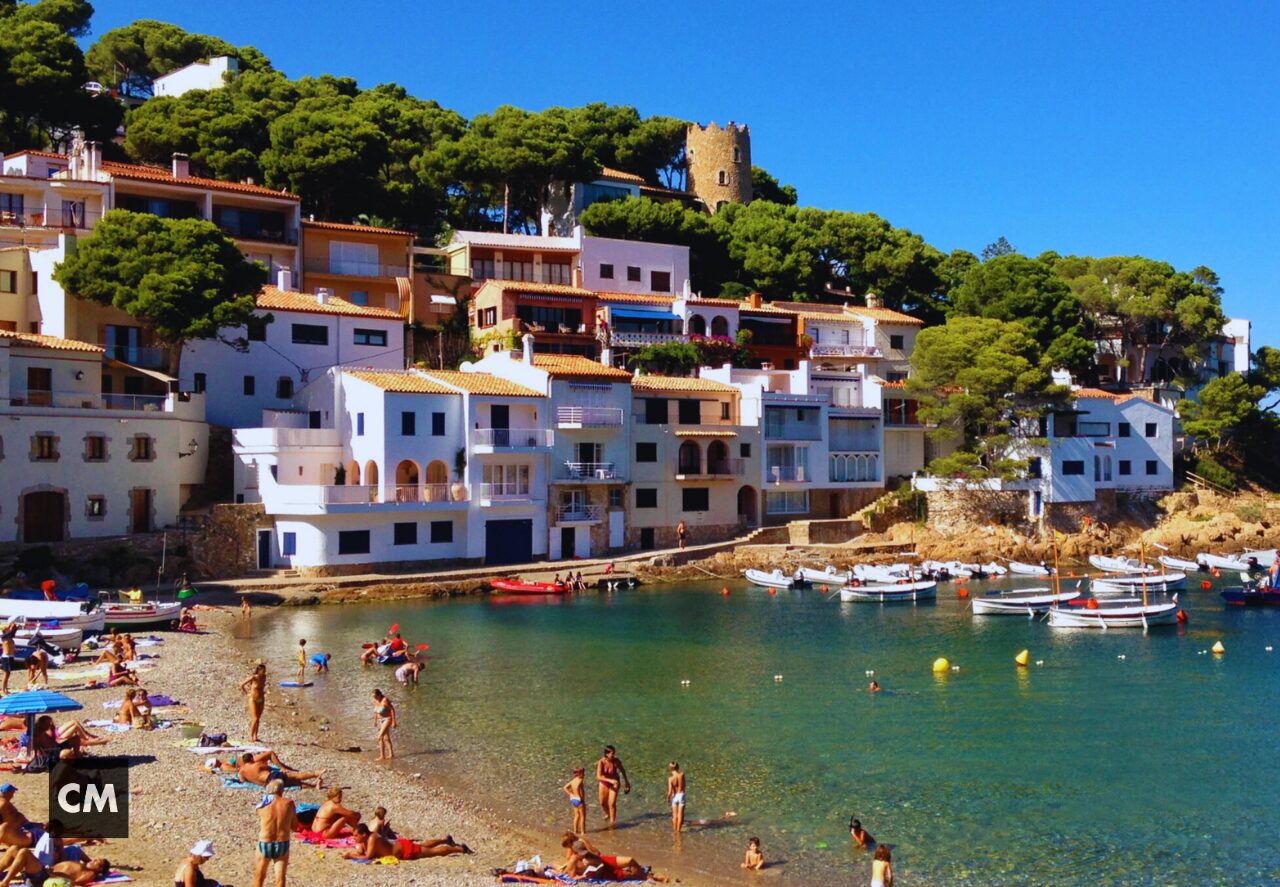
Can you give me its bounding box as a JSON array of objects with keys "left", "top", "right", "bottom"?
[
  {"left": 852, "top": 564, "right": 920, "bottom": 584},
  {"left": 1091, "top": 572, "right": 1187, "bottom": 593},
  {"left": 16, "top": 627, "right": 82, "bottom": 651},
  {"left": 1158, "top": 555, "right": 1203, "bottom": 572},
  {"left": 1221, "top": 580, "right": 1280, "bottom": 606},
  {"left": 0, "top": 599, "right": 103, "bottom": 633},
  {"left": 799, "top": 566, "right": 850, "bottom": 585},
  {"left": 1007, "top": 561, "right": 1053, "bottom": 577},
  {"left": 1088, "top": 554, "right": 1154, "bottom": 574},
  {"left": 744, "top": 569, "right": 805, "bottom": 589},
  {"left": 490, "top": 579, "right": 570, "bottom": 595},
  {"left": 102, "top": 601, "right": 182, "bottom": 627},
  {"left": 1198, "top": 552, "right": 1253, "bottom": 572},
  {"left": 839, "top": 580, "right": 937, "bottom": 603},
  {"left": 1047, "top": 595, "right": 1180, "bottom": 629},
  {"left": 971, "top": 587, "right": 1080, "bottom": 615}
]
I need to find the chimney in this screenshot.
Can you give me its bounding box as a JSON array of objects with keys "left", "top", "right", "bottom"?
[
  {"left": 522, "top": 333, "right": 534, "bottom": 365},
  {"left": 865, "top": 291, "right": 881, "bottom": 310},
  {"left": 315, "top": 287, "right": 332, "bottom": 304},
  {"left": 601, "top": 346, "right": 613, "bottom": 368},
  {"left": 87, "top": 142, "right": 101, "bottom": 179},
  {"left": 276, "top": 268, "right": 293, "bottom": 291},
  {"left": 572, "top": 264, "right": 582, "bottom": 288},
  {"left": 171, "top": 152, "right": 189, "bottom": 179},
  {"left": 682, "top": 278, "right": 692, "bottom": 298},
  {"left": 748, "top": 292, "right": 761, "bottom": 309}
]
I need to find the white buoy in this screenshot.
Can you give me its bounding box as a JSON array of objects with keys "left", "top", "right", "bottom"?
[
  {"left": 1117, "top": 654, "right": 1126, "bottom": 660},
  {"left": 681, "top": 679, "right": 691, "bottom": 686},
  {"left": 1266, "top": 646, "right": 1274, "bottom": 652},
  {"left": 773, "top": 674, "right": 783, "bottom": 682},
  {"left": 950, "top": 665, "right": 960, "bottom": 672},
  {"left": 1035, "top": 660, "right": 1044, "bottom": 666},
  {"left": 865, "top": 670, "right": 875, "bottom": 677}
]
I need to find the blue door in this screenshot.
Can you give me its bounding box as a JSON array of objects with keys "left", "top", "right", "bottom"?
[{"left": 485, "top": 519, "right": 533, "bottom": 565}]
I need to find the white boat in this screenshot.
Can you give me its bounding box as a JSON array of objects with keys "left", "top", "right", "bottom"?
[
  {"left": 1088, "top": 554, "right": 1154, "bottom": 574},
  {"left": 839, "top": 580, "right": 937, "bottom": 603},
  {"left": 1092, "top": 572, "right": 1187, "bottom": 593},
  {"left": 1158, "top": 555, "right": 1203, "bottom": 572},
  {"left": 0, "top": 599, "right": 104, "bottom": 633},
  {"left": 1198, "top": 553, "right": 1254, "bottom": 572},
  {"left": 16, "top": 627, "right": 83, "bottom": 651},
  {"left": 1243, "top": 549, "right": 1277, "bottom": 565},
  {"left": 1047, "top": 596, "right": 1180, "bottom": 629},
  {"left": 743, "top": 569, "right": 802, "bottom": 589},
  {"left": 798, "top": 566, "right": 850, "bottom": 585},
  {"left": 852, "top": 563, "right": 921, "bottom": 584},
  {"left": 971, "top": 587, "right": 1080, "bottom": 615},
  {"left": 1008, "top": 561, "right": 1053, "bottom": 577},
  {"left": 940, "top": 561, "right": 976, "bottom": 578},
  {"left": 981, "top": 562, "right": 1008, "bottom": 576},
  {"left": 102, "top": 601, "right": 182, "bottom": 627}
]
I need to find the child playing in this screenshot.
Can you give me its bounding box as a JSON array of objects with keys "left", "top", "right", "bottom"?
[
  {"left": 296, "top": 639, "right": 307, "bottom": 679},
  {"left": 310, "top": 652, "right": 331, "bottom": 673},
  {"left": 741, "top": 836, "right": 765, "bottom": 870},
  {"left": 562, "top": 767, "right": 586, "bottom": 834}
]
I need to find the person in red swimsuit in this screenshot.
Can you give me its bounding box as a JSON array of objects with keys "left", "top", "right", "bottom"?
[{"left": 595, "top": 745, "right": 630, "bottom": 826}]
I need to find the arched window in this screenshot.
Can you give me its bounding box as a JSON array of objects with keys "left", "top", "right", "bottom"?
[
  {"left": 689, "top": 314, "right": 707, "bottom": 336},
  {"left": 677, "top": 441, "right": 701, "bottom": 475},
  {"left": 717, "top": 169, "right": 728, "bottom": 186},
  {"left": 711, "top": 316, "right": 729, "bottom": 338}
]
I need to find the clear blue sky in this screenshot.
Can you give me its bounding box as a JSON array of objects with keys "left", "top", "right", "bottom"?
[{"left": 89, "top": 1, "right": 1279, "bottom": 350}]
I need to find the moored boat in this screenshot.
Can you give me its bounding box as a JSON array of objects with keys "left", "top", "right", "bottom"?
[
  {"left": 102, "top": 601, "right": 182, "bottom": 627},
  {"left": 799, "top": 566, "right": 850, "bottom": 585},
  {"left": 1047, "top": 595, "right": 1180, "bottom": 629},
  {"left": 490, "top": 579, "right": 570, "bottom": 595},
  {"left": 1008, "top": 561, "right": 1053, "bottom": 577},
  {"left": 971, "top": 587, "right": 1080, "bottom": 615},
  {"left": 1221, "top": 578, "right": 1280, "bottom": 606},
  {"left": 16, "top": 627, "right": 82, "bottom": 651},
  {"left": 1091, "top": 572, "right": 1187, "bottom": 593},
  {"left": 1088, "top": 554, "right": 1154, "bottom": 574},
  {"left": 0, "top": 599, "right": 103, "bottom": 633},
  {"left": 1198, "top": 552, "right": 1254, "bottom": 572},
  {"left": 1157, "top": 554, "right": 1203, "bottom": 572},
  {"left": 839, "top": 580, "right": 937, "bottom": 603},
  {"left": 744, "top": 569, "right": 806, "bottom": 589}
]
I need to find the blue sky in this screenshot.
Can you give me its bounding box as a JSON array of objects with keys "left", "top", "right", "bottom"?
[{"left": 89, "top": 1, "right": 1279, "bottom": 350}]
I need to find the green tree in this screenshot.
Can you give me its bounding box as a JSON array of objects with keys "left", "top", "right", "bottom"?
[
  {"left": 949, "top": 253, "right": 1093, "bottom": 373},
  {"left": 85, "top": 19, "right": 236, "bottom": 98},
  {"left": 1179, "top": 373, "right": 1265, "bottom": 453},
  {"left": 580, "top": 196, "right": 731, "bottom": 293},
  {"left": 626, "top": 340, "right": 701, "bottom": 375},
  {"left": 980, "top": 236, "right": 1015, "bottom": 260},
  {"left": 1248, "top": 345, "right": 1280, "bottom": 411},
  {"left": 751, "top": 166, "right": 797, "bottom": 205},
  {"left": 52, "top": 210, "right": 267, "bottom": 351}
]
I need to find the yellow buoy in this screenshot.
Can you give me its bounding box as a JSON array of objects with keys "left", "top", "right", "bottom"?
[
  {"left": 1015, "top": 649, "right": 1030, "bottom": 668},
  {"left": 1212, "top": 640, "right": 1225, "bottom": 655},
  {"left": 932, "top": 657, "right": 950, "bottom": 673}
]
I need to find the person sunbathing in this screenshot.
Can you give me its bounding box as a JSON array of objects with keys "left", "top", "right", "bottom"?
[
  {"left": 558, "top": 833, "right": 664, "bottom": 882},
  {"left": 50, "top": 856, "right": 110, "bottom": 886},
  {"left": 0, "top": 845, "right": 44, "bottom": 886},
  {"left": 33, "top": 716, "right": 109, "bottom": 761},
  {"left": 238, "top": 751, "right": 324, "bottom": 789},
  {"left": 113, "top": 688, "right": 152, "bottom": 728},
  {"left": 0, "top": 785, "right": 34, "bottom": 849},
  {"left": 120, "top": 635, "right": 136, "bottom": 661},
  {"left": 106, "top": 660, "right": 140, "bottom": 687},
  {"left": 342, "top": 824, "right": 470, "bottom": 861},
  {"left": 92, "top": 643, "right": 123, "bottom": 665},
  {"left": 311, "top": 788, "right": 360, "bottom": 838}
]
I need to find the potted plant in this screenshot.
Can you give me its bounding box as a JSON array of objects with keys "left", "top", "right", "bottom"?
[
  {"left": 334, "top": 464, "right": 346, "bottom": 486},
  {"left": 452, "top": 448, "right": 468, "bottom": 501}
]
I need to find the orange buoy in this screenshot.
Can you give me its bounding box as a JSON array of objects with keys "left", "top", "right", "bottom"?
[
  {"left": 821, "top": 585, "right": 829, "bottom": 593},
  {"left": 957, "top": 587, "right": 969, "bottom": 599},
  {"left": 1200, "top": 580, "right": 1212, "bottom": 591},
  {"left": 1212, "top": 568, "right": 1221, "bottom": 578},
  {"left": 768, "top": 588, "right": 776, "bottom": 596},
  {"left": 1176, "top": 610, "right": 1189, "bottom": 624},
  {"left": 1086, "top": 599, "right": 1099, "bottom": 609},
  {"left": 721, "top": 587, "right": 730, "bottom": 596},
  {"left": 1068, "top": 571, "right": 1076, "bottom": 578}
]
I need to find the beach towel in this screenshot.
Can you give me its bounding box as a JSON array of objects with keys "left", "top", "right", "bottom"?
[
  {"left": 184, "top": 744, "right": 268, "bottom": 755},
  {"left": 496, "top": 875, "right": 647, "bottom": 885},
  {"left": 295, "top": 827, "right": 356, "bottom": 848},
  {"left": 88, "top": 873, "right": 134, "bottom": 884},
  {"left": 219, "top": 776, "right": 300, "bottom": 792},
  {"left": 102, "top": 694, "right": 179, "bottom": 709}
]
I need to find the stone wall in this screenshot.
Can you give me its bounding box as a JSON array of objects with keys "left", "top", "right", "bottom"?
[
  {"left": 188, "top": 503, "right": 267, "bottom": 579},
  {"left": 625, "top": 521, "right": 742, "bottom": 552},
  {"left": 787, "top": 519, "right": 863, "bottom": 545},
  {"left": 924, "top": 489, "right": 1027, "bottom": 534}
]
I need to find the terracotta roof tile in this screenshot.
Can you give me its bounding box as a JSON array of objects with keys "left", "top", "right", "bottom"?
[
  {"left": 595, "top": 291, "right": 676, "bottom": 305},
  {"left": 528, "top": 354, "right": 632, "bottom": 380},
  {"left": 631, "top": 374, "right": 738, "bottom": 393},
  {"left": 477, "top": 280, "right": 595, "bottom": 298},
  {"left": 740, "top": 304, "right": 794, "bottom": 316},
  {"left": 1072, "top": 388, "right": 1121, "bottom": 401},
  {"left": 0, "top": 330, "right": 103, "bottom": 353},
  {"left": 596, "top": 167, "right": 646, "bottom": 185},
  {"left": 344, "top": 370, "right": 457, "bottom": 395},
  {"left": 5, "top": 149, "right": 66, "bottom": 160},
  {"left": 767, "top": 301, "right": 863, "bottom": 323},
  {"left": 101, "top": 161, "right": 299, "bottom": 200},
  {"left": 683, "top": 297, "right": 743, "bottom": 308},
  {"left": 257, "top": 286, "right": 401, "bottom": 319},
  {"left": 421, "top": 370, "right": 542, "bottom": 397},
  {"left": 302, "top": 219, "right": 413, "bottom": 237},
  {"left": 845, "top": 305, "right": 925, "bottom": 326}
]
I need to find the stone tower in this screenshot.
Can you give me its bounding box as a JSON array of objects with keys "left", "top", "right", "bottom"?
[{"left": 685, "top": 121, "right": 752, "bottom": 211}]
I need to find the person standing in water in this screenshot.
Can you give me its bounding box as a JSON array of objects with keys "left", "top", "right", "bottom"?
[
  {"left": 849, "top": 817, "right": 875, "bottom": 847},
  {"left": 562, "top": 767, "right": 586, "bottom": 834},
  {"left": 870, "top": 844, "right": 893, "bottom": 887},
  {"left": 666, "top": 762, "right": 686, "bottom": 834},
  {"left": 239, "top": 663, "right": 267, "bottom": 742},
  {"left": 372, "top": 689, "right": 396, "bottom": 760},
  {"left": 295, "top": 639, "right": 307, "bottom": 681},
  {"left": 595, "top": 745, "right": 630, "bottom": 827}
]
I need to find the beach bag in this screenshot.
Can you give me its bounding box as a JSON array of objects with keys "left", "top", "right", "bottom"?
[
  {"left": 198, "top": 731, "right": 227, "bottom": 747},
  {"left": 44, "top": 879, "right": 71, "bottom": 887}
]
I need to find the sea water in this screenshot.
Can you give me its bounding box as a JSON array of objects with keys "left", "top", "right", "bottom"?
[{"left": 246, "top": 577, "right": 1280, "bottom": 885}]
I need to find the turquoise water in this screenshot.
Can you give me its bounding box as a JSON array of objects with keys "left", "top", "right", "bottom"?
[{"left": 248, "top": 579, "right": 1280, "bottom": 885}]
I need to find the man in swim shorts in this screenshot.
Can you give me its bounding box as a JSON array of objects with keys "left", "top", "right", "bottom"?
[
  {"left": 666, "top": 762, "right": 686, "bottom": 834},
  {"left": 395, "top": 658, "right": 423, "bottom": 685},
  {"left": 254, "top": 780, "right": 295, "bottom": 887}
]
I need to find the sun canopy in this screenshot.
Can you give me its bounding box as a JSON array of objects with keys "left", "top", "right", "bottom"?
[
  {"left": 609, "top": 307, "right": 679, "bottom": 321},
  {"left": 0, "top": 690, "right": 82, "bottom": 717}
]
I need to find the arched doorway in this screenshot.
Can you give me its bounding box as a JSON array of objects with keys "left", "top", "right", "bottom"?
[
  {"left": 688, "top": 314, "right": 707, "bottom": 336},
  {"left": 677, "top": 441, "right": 701, "bottom": 475},
  {"left": 711, "top": 315, "right": 729, "bottom": 338},
  {"left": 425, "top": 459, "right": 449, "bottom": 502},
  {"left": 23, "top": 490, "right": 66, "bottom": 543},
  {"left": 395, "top": 459, "right": 420, "bottom": 502},
  {"left": 364, "top": 461, "right": 380, "bottom": 502},
  {"left": 345, "top": 460, "right": 360, "bottom": 485},
  {"left": 707, "top": 439, "right": 729, "bottom": 474},
  {"left": 737, "top": 485, "right": 758, "bottom": 527}
]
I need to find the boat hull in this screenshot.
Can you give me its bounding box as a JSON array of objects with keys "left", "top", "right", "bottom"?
[
  {"left": 744, "top": 570, "right": 804, "bottom": 589},
  {"left": 1088, "top": 555, "right": 1154, "bottom": 574},
  {"left": 1091, "top": 572, "right": 1186, "bottom": 593},
  {"left": 1199, "top": 553, "right": 1253, "bottom": 571},
  {"left": 1008, "top": 562, "right": 1052, "bottom": 577},
  {"left": 1048, "top": 601, "right": 1180, "bottom": 628},
  {"left": 1221, "top": 587, "right": 1280, "bottom": 606},
  {"left": 102, "top": 602, "right": 182, "bottom": 627},
  {"left": 972, "top": 589, "right": 1080, "bottom": 615},
  {"left": 16, "top": 627, "right": 82, "bottom": 650},
  {"left": 490, "top": 579, "right": 569, "bottom": 595},
  {"left": 840, "top": 581, "right": 937, "bottom": 603},
  {"left": 799, "top": 567, "right": 850, "bottom": 585}
]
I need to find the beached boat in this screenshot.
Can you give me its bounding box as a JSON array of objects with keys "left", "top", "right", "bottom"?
[
  {"left": 101, "top": 601, "right": 182, "bottom": 628},
  {"left": 1047, "top": 596, "right": 1180, "bottom": 629},
  {"left": 744, "top": 569, "right": 805, "bottom": 589},
  {"left": 981, "top": 562, "right": 1008, "bottom": 576},
  {"left": 1007, "top": 561, "right": 1053, "bottom": 577},
  {"left": 490, "top": 579, "right": 570, "bottom": 595},
  {"left": 16, "top": 627, "right": 82, "bottom": 651},
  {"left": 1157, "top": 554, "right": 1203, "bottom": 572},
  {"left": 1221, "top": 577, "right": 1280, "bottom": 606},
  {"left": 0, "top": 599, "right": 103, "bottom": 633},
  {"left": 1088, "top": 554, "right": 1154, "bottom": 574},
  {"left": 839, "top": 580, "right": 937, "bottom": 603},
  {"left": 1198, "top": 552, "right": 1254, "bottom": 572},
  {"left": 920, "top": 561, "right": 955, "bottom": 580},
  {"left": 1243, "top": 548, "right": 1277, "bottom": 564},
  {"left": 799, "top": 566, "right": 850, "bottom": 585},
  {"left": 1091, "top": 572, "right": 1187, "bottom": 593},
  {"left": 971, "top": 587, "right": 1080, "bottom": 615}
]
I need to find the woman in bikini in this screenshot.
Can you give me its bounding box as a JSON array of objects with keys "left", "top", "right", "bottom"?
[
  {"left": 372, "top": 689, "right": 395, "bottom": 760},
  {"left": 595, "top": 745, "right": 630, "bottom": 827},
  {"left": 32, "top": 715, "right": 109, "bottom": 761},
  {"left": 239, "top": 663, "right": 266, "bottom": 742},
  {"left": 106, "top": 659, "right": 140, "bottom": 687}
]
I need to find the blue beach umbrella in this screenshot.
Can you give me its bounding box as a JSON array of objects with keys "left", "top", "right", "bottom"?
[{"left": 0, "top": 690, "right": 83, "bottom": 744}]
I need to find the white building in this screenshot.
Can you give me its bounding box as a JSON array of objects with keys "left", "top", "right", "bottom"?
[
  {"left": 153, "top": 56, "right": 239, "bottom": 98},
  {"left": 579, "top": 235, "right": 689, "bottom": 297},
  {"left": 0, "top": 330, "right": 209, "bottom": 543}
]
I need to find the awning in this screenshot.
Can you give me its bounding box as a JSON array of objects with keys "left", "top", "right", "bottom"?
[
  {"left": 675, "top": 429, "right": 736, "bottom": 437},
  {"left": 609, "top": 307, "right": 679, "bottom": 321},
  {"left": 430, "top": 294, "right": 457, "bottom": 305},
  {"left": 104, "top": 357, "right": 176, "bottom": 384}
]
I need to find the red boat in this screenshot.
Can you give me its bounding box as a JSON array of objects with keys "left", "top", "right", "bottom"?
[{"left": 490, "top": 579, "right": 570, "bottom": 595}]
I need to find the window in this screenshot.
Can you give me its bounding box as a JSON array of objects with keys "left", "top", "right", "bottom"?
[
  {"left": 740, "top": 443, "right": 751, "bottom": 459},
  {"left": 635, "top": 442, "right": 657, "bottom": 462},
  {"left": 889, "top": 334, "right": 904, "bottom": 350},
  {"left": 480, "top": 307, "right": 497, "bottom": 327},
  {"left": 1146, "top": 460, "right": 1158, "bottom": 475},
  {"left": 246, "top": 317, "right": 268, "bottom": 341},
  {"left": 431, "top": 412, "right": 445, "bottom": 437},
  {"left": 636, "top": 488, "right": 658, "bottom": 508},
  {"left": 626, "top": 266, "right": 641, "bottom": 282},
  {"left": 86, "top": 496, "right": 105, "bottom": 518},
  {"left": 1119, "top": 460, "right": 1132, "bottom": 476},
  {"left": 61, "top": 199, "right": 86, "bottom": 228},
  {"left": 599, "top": 263, "right": 614, "bottom": 280},
  {"left": 1144, "top": 423, "right": 1158, "bottom": 438},
  {"left": 356, "top": 413, "right": 365, "bottom": 436},
  {"left": 678, "top": 400, "right": 701, "bottom": 424},
  {"left": 643, "top": 398, "right": 667, "bottom": 424},
  {"left": 682, "top": 488, "right": 710, "bottom": 512},
  {"left": 84, "top": 435, "right": 106, "bottom": 462},
  {"left": 717, "top": 170, "right": 728, "bottom": 185},
  {"left": 732, "top": 146, "right": 742, "bottom": 163},
  {"left": 348, "top": 291, "right": 368, "bottom": 306},
  {"left": 130, "top": 435, "right": 154, "bottom": 461},
  {"left": 33, "top": 434, "right": 57, "bottom": 461},
  {"left": 401, "top": 412, "right": 416, "bottom": 436},
  {"left": 0, "top": 270, "right": 14, "bottom": 293},
  {"left": 275, "top": 377, "right": 294, "bottom": 399},
  {"left": 0, "top": 192, "right": 23, "bottom": 219},
  {"left": 608, "top": 488, "right": 622, "bottom": 507},
  {"left": 430, "top": 520, "right": 453, "bottom": 544},
  {"left": 651, "top": 270, "right": 671, "bottom": 292},
  {"left": 337, "top": 530, "right": 370, "bottom": 555},
  {"left": 394, "top": 522, "right": 418, "bottom": 546},
  {"left": 766, "top": 490, "right": 809, "bottom": 515},
  {"left": 720, "top": 402, "right": 731, "bottom": 421},
  {"left": 282, "top": 532, "right": 297, "bottom": 556},
  {"left": 353, "top": 328, "right": 386, "bottom": 346},
  {"left": 243, "top": 376, "right": 255, "bottom": 396},
  {"left": 1027, "top": 457, "right": 1042, "bottom": 479},
  {"left": 1117, "top": 422, "right": 1131, "bottom": 438},
  {"left": 1061, "top": 460, "right": 1085, "bottom": 476},
  {"left": 193, "top": 373, "right": 206, "bottom": 394},
  {"left": 472, "top": 258, "right": 495, "bottom": 280},
  {"left": 291, "top": 323, "right": 328, "bottom": 345}
]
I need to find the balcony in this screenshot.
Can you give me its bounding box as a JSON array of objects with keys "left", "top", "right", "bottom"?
[
  {"left": 676, "top": 458, "right": 745, "bottom": 480},
  {"left": 608, "top": 330, "right": 685, "bottom": 348},
  {"left": 557, "top": 406, "right": 623, "bottom": 428},
  {"left": 829, "top": 451, "right": 880, "bottom": 483},
  {"left": 767, "top": 465, "right": 810, "bottom": 483},
  {"left": 392, "top": 483, "right": 468, "bottom": 504},
  {"left": 234, "top": 427, "right": 341, "bottom": 449},
  {"left": 471, "top": 428, "right": 554, "bottom": 450},
  {"left": 304, "top": 257, "right": 408, "bottom": 279},
  {"left": 277, "top": 484, "right": 379, "bottom": 506},
  {"left": 558, "top": 462, "right": 619, "bottom": 481},
  {"left": 810, "top": 344, "right": 882, "bottom": 359},
  {"left": 101, "top": 343, "right": 167, "bottom": 370},
  {"left": 556, "top": 503, "right": 604, "bottom": 523},
  {"left": 763, "top": 423, "right": 823, "bottom": 441},
  {"left": 0, "top": 208, "right": 99, "bottom": 230},
  {"left": 477, "top": 482, "right": 537, "bottom": 503},
  {"left": 10, "top": 390, "right": 169, "bottom": 411}
]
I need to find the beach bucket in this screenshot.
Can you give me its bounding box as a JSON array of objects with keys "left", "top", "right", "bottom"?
[{"left": 181, "top": 722, "right": 204, "bottom": 740}]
